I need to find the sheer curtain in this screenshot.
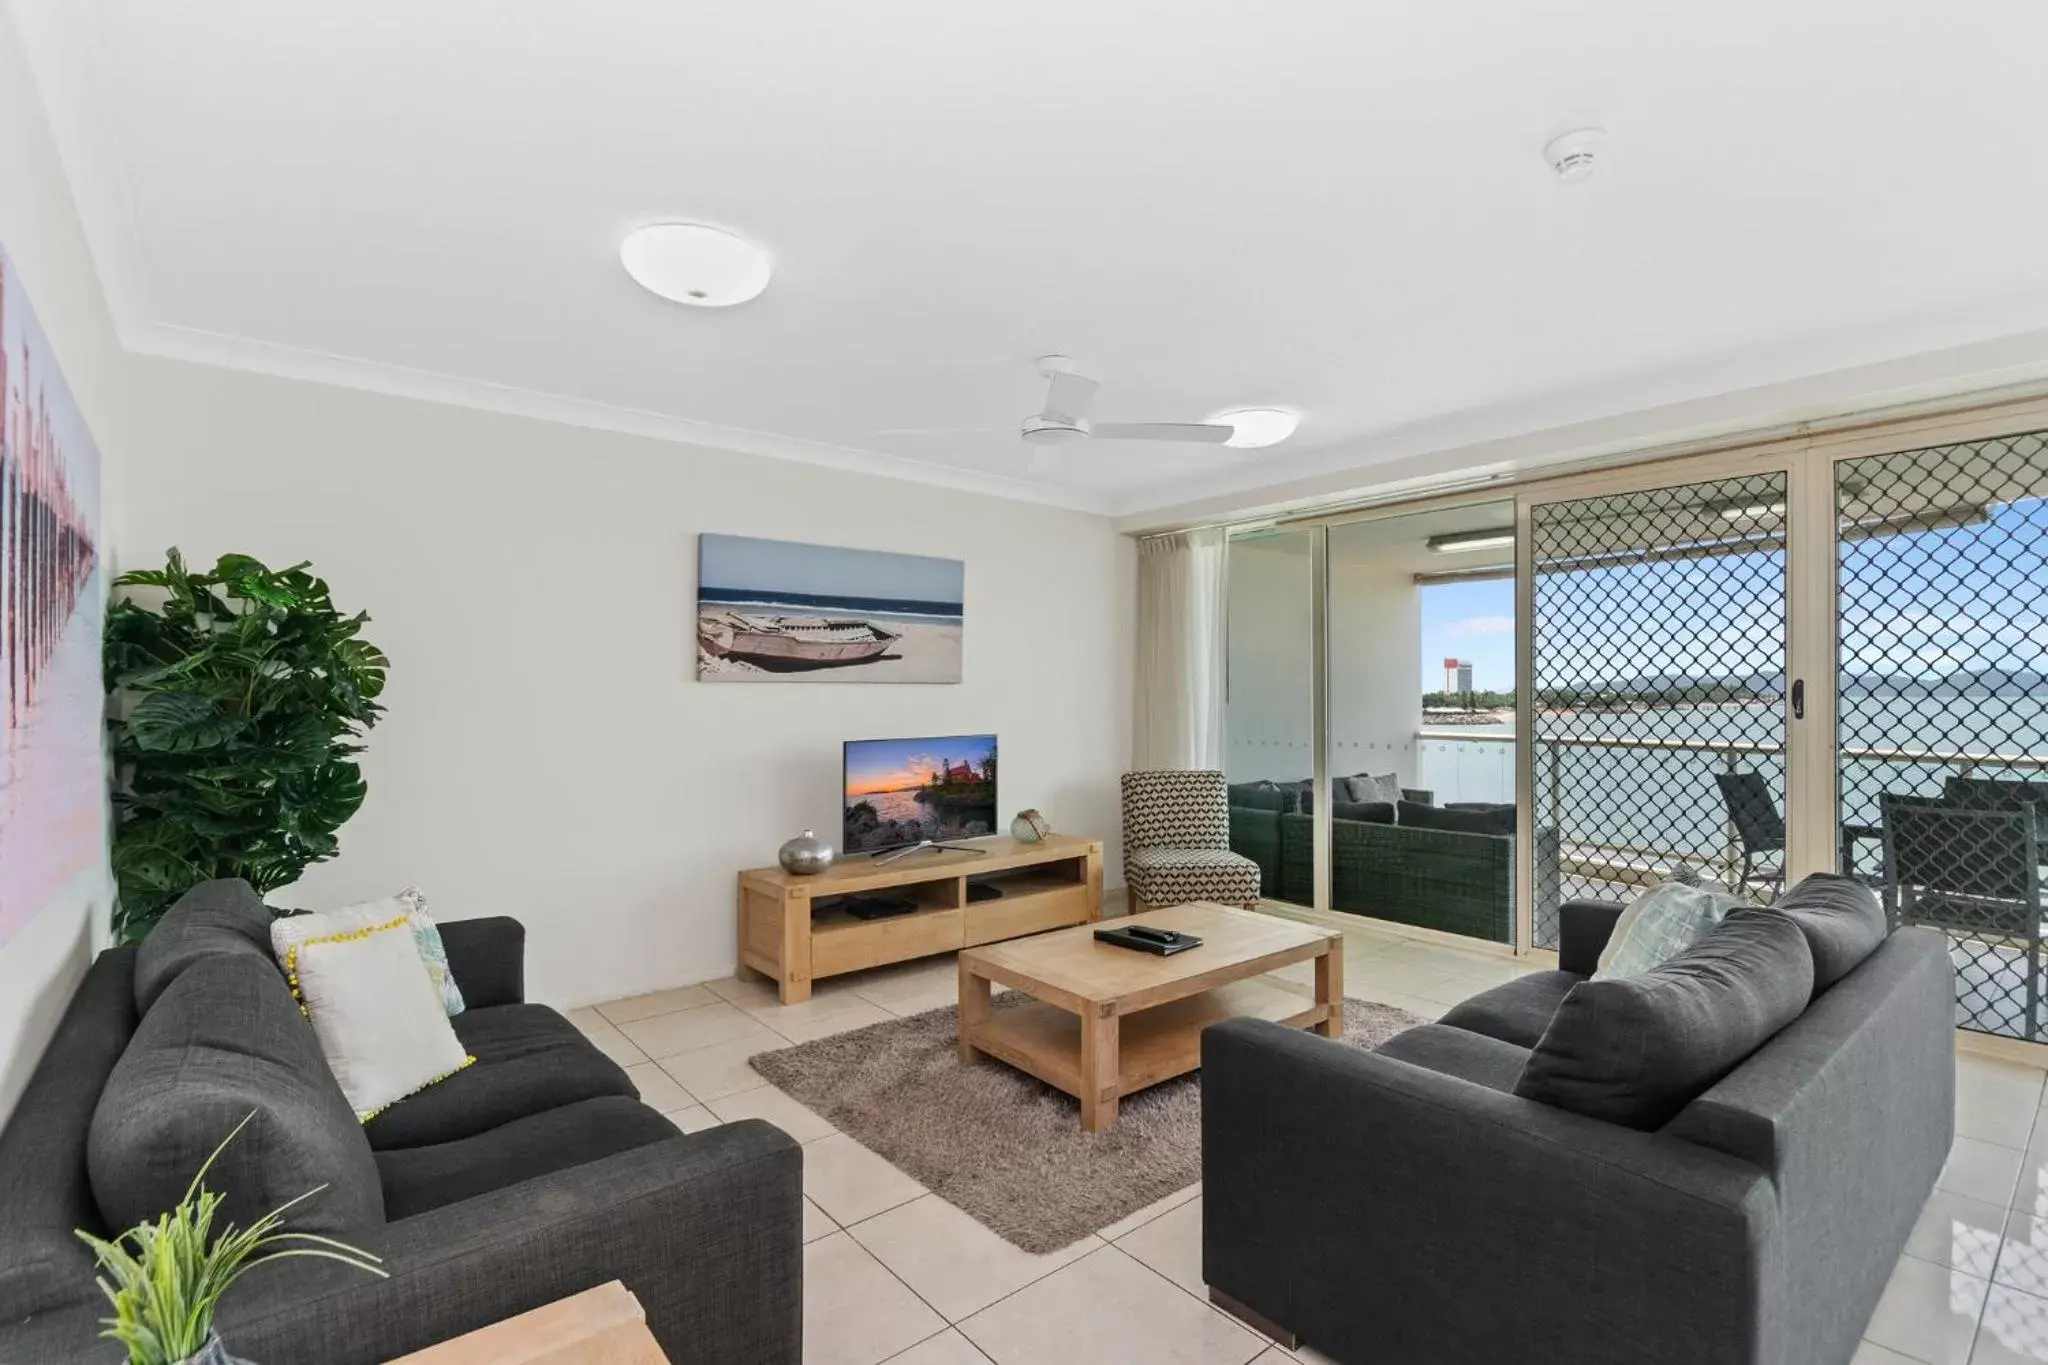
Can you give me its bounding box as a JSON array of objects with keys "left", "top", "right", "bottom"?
[{"left": 1133, "top": 528, "right": 1227, "bottom": 770}]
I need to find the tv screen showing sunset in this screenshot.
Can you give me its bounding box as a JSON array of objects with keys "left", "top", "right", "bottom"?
[{"left": 843, "top": 734, "right": 998, "bottom": 854}]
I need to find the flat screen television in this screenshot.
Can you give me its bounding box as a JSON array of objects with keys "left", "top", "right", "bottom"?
[{"left": 843, "top": 734, "right": 998, "bottom": 855}]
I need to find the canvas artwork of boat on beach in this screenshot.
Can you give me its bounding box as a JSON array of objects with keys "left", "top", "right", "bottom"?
[{"left": 696, "top": 533, "right": 964, "bottom": 683}]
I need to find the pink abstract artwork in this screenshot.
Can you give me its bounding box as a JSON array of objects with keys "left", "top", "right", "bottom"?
[{"left": 0, "top": 246, "right": 102, "bottom": 945}]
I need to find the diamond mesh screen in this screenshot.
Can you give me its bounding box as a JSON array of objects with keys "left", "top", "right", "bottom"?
[
  {"left": 1837, "top": 432, "right": 2048, "bottom": 1040},
  {"left": 1529, "top": 475, "right": 1789, "bottom": 947}
]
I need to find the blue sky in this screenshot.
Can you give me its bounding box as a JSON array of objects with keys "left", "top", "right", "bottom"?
[
  {"left": 1419, "top": 577, "right": 1515, "bottom": 691},
  {"left": 1413, "top": 500, "right": 2048, "bottom": 692},
  {"left": 700, "top": 533, "right": 964, "bottom": 605}
]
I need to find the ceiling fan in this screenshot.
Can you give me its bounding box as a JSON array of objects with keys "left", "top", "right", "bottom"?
[{"left": 879, "top": 356, "right": 1235, "bottom": 448}]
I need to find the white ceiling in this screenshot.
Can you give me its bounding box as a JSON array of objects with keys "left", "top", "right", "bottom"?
[{"left": 20, "top": 0, "right": 2048, "bottom": 517}]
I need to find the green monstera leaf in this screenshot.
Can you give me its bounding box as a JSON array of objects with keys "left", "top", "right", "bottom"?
[{"left": 105, "top": 551, "right": 388, "bottom": 942}]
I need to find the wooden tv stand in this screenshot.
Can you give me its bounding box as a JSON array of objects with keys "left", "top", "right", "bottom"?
[{"left": 737, "top": 834, "right": 1103, "bottom": 1004}]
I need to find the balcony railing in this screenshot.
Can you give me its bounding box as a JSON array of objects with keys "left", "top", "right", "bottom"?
[{"left": 1416, "top": 727, "right": 2048, "bottom": 891}]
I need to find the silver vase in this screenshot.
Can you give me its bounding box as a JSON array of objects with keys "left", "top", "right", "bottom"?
[{"left": 778, "top": 829, "right": 836, "bottom": 875}]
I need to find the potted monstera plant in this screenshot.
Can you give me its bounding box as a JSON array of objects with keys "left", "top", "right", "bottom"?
[
  {"left": 104, "top": 551, "right": 389, "bottom": 942},
  {"left": 77, "top": 1115, "right": 386, "bottom": 1365}
]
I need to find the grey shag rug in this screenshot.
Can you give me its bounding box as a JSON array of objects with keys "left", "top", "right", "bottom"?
[{"left": 749, "top": 994, "right": 1419, "bottom": 1253}]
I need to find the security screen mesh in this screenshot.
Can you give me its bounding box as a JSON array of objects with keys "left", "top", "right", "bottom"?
[
  {"left": 1838, "top": 433, "right": 2048, "bottom": 1039},
  {"left": 1529, "top": 474, "right": 1789, "bottom": 948}
]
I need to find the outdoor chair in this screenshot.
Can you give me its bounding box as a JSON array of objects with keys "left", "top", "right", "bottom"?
[
  {"left": 1714, "top": 771, "right": 1786, "bottom": 897},
  {"left": 1121, "top": 770, "right": 1262, "bottom": 913},
  {"left": 1881, "top": 795, "right": 2043, "bottom": 1040}
]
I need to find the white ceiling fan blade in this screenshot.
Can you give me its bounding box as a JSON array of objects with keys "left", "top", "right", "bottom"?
[
  {"left": 875, "top": 426, "right": 1015, "bottom": 435},
  {"left": 1041, "top": 371, "right": 1099, "bottom": 423},
  {"left": 1090, "top": 421, "right": 1234, "bottom": 444}
]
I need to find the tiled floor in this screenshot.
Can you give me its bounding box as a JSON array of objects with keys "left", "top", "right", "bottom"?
[{"left": 570, "top": 910, "right": 2048, "bottom": 1365}]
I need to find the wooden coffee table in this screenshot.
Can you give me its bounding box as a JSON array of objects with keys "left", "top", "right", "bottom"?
[{"left": 956, "top": 902, "right": 1343, "bottom": 1132}]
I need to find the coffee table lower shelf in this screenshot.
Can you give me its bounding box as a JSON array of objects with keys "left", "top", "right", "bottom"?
[{"left": 959, "top": 979, "right": 1328, "bottom": 1125}]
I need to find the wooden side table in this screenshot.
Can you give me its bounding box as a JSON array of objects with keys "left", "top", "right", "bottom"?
[{"left": 388, "top": 1282, "right": 667, "bottom": 1365}]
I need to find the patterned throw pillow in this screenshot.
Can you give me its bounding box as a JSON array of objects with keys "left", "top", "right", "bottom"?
[
  {"left": 1593, "top": 881, "right": 1750, "bottom": 980},
  {"left": 298, "top": 888, "right": 466, "bottom": 1016},
  {"left": 270, "top": 911, "right": 473, "bottom": 1121}
]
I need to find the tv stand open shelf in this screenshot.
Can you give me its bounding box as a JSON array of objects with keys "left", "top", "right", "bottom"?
[{"left": 737, "top": 833, "right": 1103, "bottom": 1004}]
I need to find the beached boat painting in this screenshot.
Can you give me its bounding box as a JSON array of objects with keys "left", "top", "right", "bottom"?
[{"left": 696, "top": 533, "right": 964, "bottom": 683}]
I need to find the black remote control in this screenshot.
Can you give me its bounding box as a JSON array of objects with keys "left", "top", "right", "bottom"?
[{"left": 1125, "top": 925, "right": 1180, "bottom": 946}]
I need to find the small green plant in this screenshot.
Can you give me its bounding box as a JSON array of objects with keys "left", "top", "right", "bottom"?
[
  {"left": 76, "top": 1114, "right": 386, "bottom": 1364},
  {"left": 105, "top": 550, "right": 389, "bottom": 942}
]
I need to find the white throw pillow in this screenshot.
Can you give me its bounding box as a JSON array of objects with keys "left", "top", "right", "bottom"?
[
  {"left": 272, "top": 911, "right": 473, "bottom": 1121},
  {"left": 323, "top": 888, "right": 466, "bottom": 1016},
  {"left": 1593, "top": 881, "right": 1750, "bottom": 981}
]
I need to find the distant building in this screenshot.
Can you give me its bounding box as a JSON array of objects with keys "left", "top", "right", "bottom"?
[
  {"left": 1457, "top": 662, "right": 1474, "bottom": 693},
  {"left": 1443, "top": 657, "right": 1460, "bottom": 692},
  {"left": 942, "top": 760, "right": 977, "bottom": 783}
]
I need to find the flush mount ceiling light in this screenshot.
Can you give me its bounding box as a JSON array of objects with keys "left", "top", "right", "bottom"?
[
  {"left": 619, "top": 223, "right": 771, "bottom": 307},
  {"left": 1427, "top": 529, "right": 1516, "bottom": 554},
  {"left": 1211, "top": 408, "right": 1300, "bottom": 449}
]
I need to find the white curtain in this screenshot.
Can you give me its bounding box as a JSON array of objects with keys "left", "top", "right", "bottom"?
[{"left": 1133, "top": 527, "right": 1227, "bottom": 770}]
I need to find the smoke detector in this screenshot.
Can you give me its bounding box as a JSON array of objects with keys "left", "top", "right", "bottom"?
[{"left": 1543, "top": 125, "right": 1607, "bottom": 184}]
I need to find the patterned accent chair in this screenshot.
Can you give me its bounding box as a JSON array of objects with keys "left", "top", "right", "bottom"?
[{"left": 1121, "top": 770, "right": 1263, "bottom": 914}]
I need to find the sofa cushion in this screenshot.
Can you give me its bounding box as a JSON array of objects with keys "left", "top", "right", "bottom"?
[
  {"left": 1331, "top": 800, "right": 1395, "bottom": 825},
  {"left": 1438, "top": 970, "right": 1579, "bottom": 1048},
  {"left": 1228, "top": 781, "right": 1287, "bottom": 812},
  {"left": 1515, "top": 908, "right": 1815, "bottom": 1130},
  {"left": 375, "top": 1095, "right": 679, "bottom": 1220},
  {"left": 90, "top": 954, "right": 383, "bottom": 1235},
  {"left": 1771, "top": 873, "right": 1889, "bottom": 993},
  {"left": 1338, "top": 772, "right": 1403, "bottom": 805},
  {"left": 361, "top": 1004, "right": 635, "bottom": 1149},
  {"left": 133, "top": 878, "right": 277, "bottom": 1015},
  {"left": 1398, "top": 800, "right": 1514, "bottom": 836},
  {"left": 1377, "top": 1023, "right": 1531, "bottom": 1093}
]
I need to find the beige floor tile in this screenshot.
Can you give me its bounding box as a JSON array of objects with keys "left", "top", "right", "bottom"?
[
  {"left": 708, "top": 1085, "right": 838, "bottom": 1143},
  {"left": 1280, "top": 1349, "right": 1341, "bottom": 1365},
  {"left": 1344, "top": 959, "right": 1462, "bottom": 1001},
  {"left": 1113, "top": 1195, "right": 1205, "bottom": 1298},
  {"left": 655, "top": 1036, "right": 774, "bottom": 1102},
  {"left": 1864, "top": 1252, "right": 1991, "bottom": 1365},
  {"left": 1942, "top": 1138, "right": 2028, "bottom": 1209},
  {"left": 846, "top": 958, "right": 958, "bottom": 1006},
  {"left": 1852, "top": 1344, "right": 1923, "bottom": 1365},
  {"left": 1973, "top": 1284, "right": 2048, "bottom": 1362},
  {"left": 873, "top": 986, "right": 961, "bottom": 1019},
  {"left": 850, "top": 1194, "right": 1101, "bottom": 1322},
  {"left": 1998, "top": 1212, "right": 2048, "bottom": 1298},
  {"left": 804, "top": 1133, "right": 927, "bottom": 1226},
  {"left": 712, "top": 972, "right": 862, "bottom": 1011},
  {"left": 623, "top": 1062, "right": 697, "bottom": 1114},
  {"left": 959, "top": 1245, "right": 1265, "bottom": 1365},
  {"left": 1098, "top": 1182, "right": 1201, "bottom": 1242},
  {"left": 884, "top": 1329, "right": 994, "bottom": 1364},
  {"left": 804, "top": 1196, "right": 838, "bottom": 1245},
  {"left": 581, "top": 1023, "right": 649, "bottom": 1067},
  {"left": 1961, "top": 1061, "right": 2046, "bottom": 1149},
  {"left": 666, "top": 1104, "right": 722, "bottom": 1133},
  {"left": 597, "top": 985, "right": 718, "bottom": 1024},
  {"left": 566, "top": 1006, "right": 609, "bottom": 1033},
  {"left": 803, "top": 1232, "right": 948, "bottom": 1365},
  {"left": 765, "top": 999, "right": 897, "bottom": 1045},
  {"left": 1906, "top": 1190, "right": 2010, "bottom": 1278},
  {"left": 620, "top": 1002, "right": 780, "bottom": 1060}
]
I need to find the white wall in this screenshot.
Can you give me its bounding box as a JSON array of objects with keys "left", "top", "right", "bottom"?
[
  {"left": 0, "top": 6, "right": 125, "bottom": 1121},
  {"left": 1222, "top": 537, "right": 1424, "bottom": 791},
  {"left": 116, "top": 357, "right": 1134, "bottom": 1007},
  {"left": 1223, "top": 539, "right": 1312, "bottom": 784}
]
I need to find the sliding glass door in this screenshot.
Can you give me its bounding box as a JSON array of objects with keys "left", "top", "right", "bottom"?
[
  {"left": 1223, "top": 529, "right": 1318, "bottom": 907},
  {"left": 1524, "top": 473, "right": 1791, "bottom": 948},
  {"left": 1836, "top": 431, "right": 2048, "bottom": 1039}
]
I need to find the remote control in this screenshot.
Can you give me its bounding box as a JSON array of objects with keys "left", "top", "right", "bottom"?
[{"left": 1125, "top": 926, "right": 1180, "bottom": 946}]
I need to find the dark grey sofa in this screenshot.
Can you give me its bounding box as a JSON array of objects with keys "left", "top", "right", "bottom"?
[
  {"left": 1202, "top": 876, "right": 1955, "bottom": 1365},
  {"left": 0, "top": 881, "right": 802, "bottom": 1364}
]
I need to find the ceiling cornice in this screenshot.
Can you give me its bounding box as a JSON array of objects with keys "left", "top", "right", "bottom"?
[{"left": 5, "top": 0, "right": 1110, "bottom": 516}]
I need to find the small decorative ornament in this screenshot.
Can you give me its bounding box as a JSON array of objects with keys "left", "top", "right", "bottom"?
[
  {"left": 1010, "top": 809, "right": 1051, "bottom": 844},
  {"left": 778, "top": 829, "right": 836, "bottom": 875}
]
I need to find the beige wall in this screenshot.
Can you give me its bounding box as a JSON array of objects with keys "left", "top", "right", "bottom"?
[{"left": 115, "top": 356, "right": 1135, "bottom": 1008}]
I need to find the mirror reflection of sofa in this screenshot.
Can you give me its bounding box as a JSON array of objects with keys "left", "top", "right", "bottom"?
[{"left": 1228, "top": 777, "right": 1557, "bottom": 944}]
